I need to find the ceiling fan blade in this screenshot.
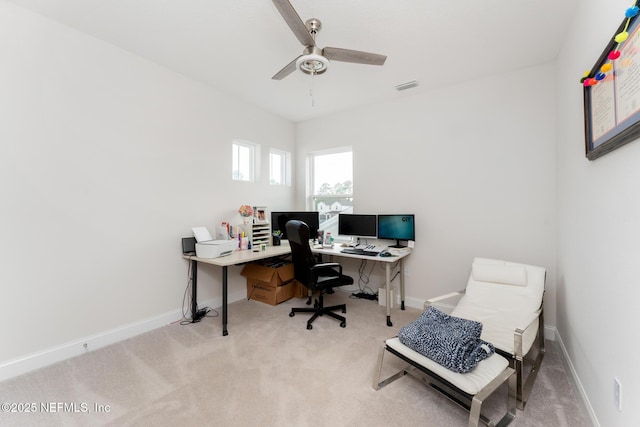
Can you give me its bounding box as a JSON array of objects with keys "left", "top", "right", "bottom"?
[
  {"left": 323, "top": 47, "right": 387, "bottom": 66},
  {"left": 272, "top": 56, "right": 302, "bottom": 80},
  {"left": 272, "top": 0, "right": 315, "bottom": 47}
]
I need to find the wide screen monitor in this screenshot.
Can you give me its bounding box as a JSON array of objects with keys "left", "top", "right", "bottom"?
[{"left": 377, "top": 214, "right": 415, "bottom": 248}]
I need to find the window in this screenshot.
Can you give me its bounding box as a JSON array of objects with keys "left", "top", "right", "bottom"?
[
  {"left": 232, "top": 140, "right": 259, "bottom": 182},
  {"left": 269, "top": 149, "right": 291, "bottom": 186},
  {"left": 309, "top": 148, "right": 353, "bottom": 237}
]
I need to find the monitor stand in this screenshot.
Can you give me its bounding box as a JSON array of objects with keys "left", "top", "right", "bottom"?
[{"left": 388, "top": 239, "right": 406, "bottom": 248}]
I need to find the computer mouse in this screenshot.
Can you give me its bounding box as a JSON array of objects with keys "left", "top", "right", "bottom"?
[{"left": 379, "top": 251, "right": 392, "bottom": 257}]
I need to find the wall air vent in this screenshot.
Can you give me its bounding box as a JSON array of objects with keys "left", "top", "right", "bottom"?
[{"left": 394, "top": 80, "right": 419, "bottom": 91}]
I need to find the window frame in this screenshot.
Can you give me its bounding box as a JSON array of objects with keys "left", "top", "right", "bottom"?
[
  {"left": 232, "top": 140, "right": 260, "bottom": 182},
  {"left": 269, "top": 148, "right": 291, "bottom": 186},
  {"left": 308, "top": 147, "right": 353, "bottom": 237}
]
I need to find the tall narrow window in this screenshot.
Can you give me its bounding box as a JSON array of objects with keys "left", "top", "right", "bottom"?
[
  {"left": 232, "top": 140, "right": 258, "bottom": 182},
  {"left": 310, "top": 148, "right": 353, "bottom": 237},
  {"left": 270, "top": 149, "right": 291, "bottom": 186}
]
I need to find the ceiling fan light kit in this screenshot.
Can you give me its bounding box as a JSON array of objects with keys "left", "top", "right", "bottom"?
[
  {"left": 296, "top": 48, "right": 329, "bottom": 75},
  {"left": 271, "top": 0, "right": 387, "bottom": 80}
]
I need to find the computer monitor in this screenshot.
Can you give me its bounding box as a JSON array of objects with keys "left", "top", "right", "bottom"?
[
  {"left": 377, "top": 214, "right": 415, "bottom": 248},
  {"left": 338, "top": 214, "right": 377, "bottom": 239},
  {"left": 271, "top": 211, "right": 320, "bottom": 240}
]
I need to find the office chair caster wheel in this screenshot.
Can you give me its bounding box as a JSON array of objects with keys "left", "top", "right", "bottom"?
[
  {"left": 289, "top": 311, "right": 295, "bottom": 317},
  {"left": 340, "top": 321, "right": 346, "bottom": 328},
  {"left": 342, "top": 307, "right": 346, "bottom": 313},
  {"left": 307, "top": 324, "right": 313, "bottom": 330}
]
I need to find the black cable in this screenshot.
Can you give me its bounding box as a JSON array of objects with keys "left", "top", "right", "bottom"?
[
  {"left": 179, "top": 260, "right": 194, "bottom": 325},
  {"left": 347, "top": 259, "right": 377, "bottom": 299},
  {"left": 179, "top": 260, "right": 219, "bottom": 325}
]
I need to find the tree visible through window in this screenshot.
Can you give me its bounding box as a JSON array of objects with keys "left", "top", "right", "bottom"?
[{"left": 310, "top": 148, "right": 353, "bottom": 237}]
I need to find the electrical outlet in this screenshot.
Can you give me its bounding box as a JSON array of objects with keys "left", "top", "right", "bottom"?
[
  {"left": 404, "top": 267, "right": 410, "bottom": 277},
  {"left": 614, "top": 377, "right": 622, "bottom": 412}
]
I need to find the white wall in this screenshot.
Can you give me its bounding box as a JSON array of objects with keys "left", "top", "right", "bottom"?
[
  {"left": 556, "top": 1, "right": 640, "bottom": 426},
  {"left": 4, "top": 1, "right": 638, "bottom": 424},
  {"left": 0, "top": 2, "right": 295, "bottom": 371},
  {"left": 295, "top": 64, "right": 557, "bottom": 322}
]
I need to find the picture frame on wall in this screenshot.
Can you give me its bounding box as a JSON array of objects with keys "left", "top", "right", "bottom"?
[
  {"left": 583, "top": 10, "right": 640, "bottom": 160},
  {"left": 254, "top": 206, "right": 268, "bottom": 224}
]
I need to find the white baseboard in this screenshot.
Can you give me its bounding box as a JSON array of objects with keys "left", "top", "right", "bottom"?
[
  {"left": 553, "top": 328, "right": 600, "bottom": 427},
  {"left": 403, "top": 296, "right": 427, "bottom": 310},
  {"left": 0, "top": 291, "right": 247, "bottom": 383},
  {"left": 0, "top": 308, "right": 180, "bottom": 382}
]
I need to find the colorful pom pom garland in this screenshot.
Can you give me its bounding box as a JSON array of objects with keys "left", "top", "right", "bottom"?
[{"left": 581, "top": 1, "right": 639, "bottom": 86}]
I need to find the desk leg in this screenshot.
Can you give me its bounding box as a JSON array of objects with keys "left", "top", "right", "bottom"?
[
  {"left": 222, "top": 266, "right": 228, "bottom": 336},
  {"left": 385, "top": 263, "right": 392, "bottom": 327},
  {"left": 399, "top": 258, "right": 405, "bottom": 310},
  {"left": 190, "top": 260, "right": 206, "bottom": 323}
]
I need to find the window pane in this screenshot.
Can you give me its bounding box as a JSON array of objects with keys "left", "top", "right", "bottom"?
[
  {"left": 311, "top": 149, "right": 352, "bottom": 237},
  {"left": 313, "top": 151, "right": 352, "bottom": 194},
  {"left": 270, "top": 152, "right": 283, "bottom": 185},
  {"left": 232, "top": 141, "right": 254, "bottom": 182}
]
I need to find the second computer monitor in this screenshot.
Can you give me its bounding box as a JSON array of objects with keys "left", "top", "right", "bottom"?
[
  {"left": 271, "top": 211, "right": 320, "bottom": 240},
  {"left": 338, "top": 214, "right": 377, "bottom": 239}
]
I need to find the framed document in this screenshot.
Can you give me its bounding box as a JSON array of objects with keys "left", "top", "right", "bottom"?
[{"left": 584, "top": 11, "right": 640, "bottom": 160}]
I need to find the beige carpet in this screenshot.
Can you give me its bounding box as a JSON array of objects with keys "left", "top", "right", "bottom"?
[{"left": 1, "top": 291, "right": 589, "bottom": 426}]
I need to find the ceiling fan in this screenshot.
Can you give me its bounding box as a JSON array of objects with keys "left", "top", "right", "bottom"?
[{"left": 271, "top": 0, "right": 387, "bottom": 80}]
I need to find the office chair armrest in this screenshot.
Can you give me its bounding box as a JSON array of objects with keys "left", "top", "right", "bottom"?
[
  {"left": 313, "top": 262, "right": 341, "bottom": 269},
  {"left": 311, "top": 262, "right": 343, "bottom": 276}
]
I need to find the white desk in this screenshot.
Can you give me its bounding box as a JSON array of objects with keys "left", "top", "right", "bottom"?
[
  {"left": 183, "top": 243, "right": 292, "bottom": 335},
  {"left": 311, "top": 245, "right": 411, "bottom": 327},
  {"left": 183, "top": 242, "right": 411, "bottom": 335}
]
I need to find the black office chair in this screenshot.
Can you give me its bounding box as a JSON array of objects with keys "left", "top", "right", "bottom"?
[{"left": 286, "top": 220, "right": 354, "bottom": 330}]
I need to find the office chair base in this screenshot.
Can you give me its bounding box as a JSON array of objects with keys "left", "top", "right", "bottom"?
[{"left": 289, "top": 302, "right": 347, "bottom": 329}]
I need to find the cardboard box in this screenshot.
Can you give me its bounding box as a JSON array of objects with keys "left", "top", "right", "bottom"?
[
  {"left": 240, "top": 261, "right": 294, "bottom": 287},
  {"left": 246, "top": 280, "right": 295, "bottom": 306},
  {"left": 242, "top": 260, "right": 295, "bottom": 305},
  {"left": 293, "top": 280, "right": 312, "bottom": 299}
]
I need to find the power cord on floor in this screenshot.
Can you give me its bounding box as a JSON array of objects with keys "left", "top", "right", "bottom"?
[
  {"left": 179, "top": 261, "right": 219, "bottom": 325},
  {"left": 349, "top": 259, "right": 402, "bottom": 301}
]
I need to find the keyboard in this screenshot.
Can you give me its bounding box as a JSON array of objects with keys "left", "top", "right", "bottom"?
[
  {"left": 355, "top": 244, "right": 387, "bottom": 253},
  {"left": 341, "top": 248, "right": 379, "bottom": 257}
]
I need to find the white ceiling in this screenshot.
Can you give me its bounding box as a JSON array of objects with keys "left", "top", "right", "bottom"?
[{"left": 8, "top": 0, "right": 578, "bottom": 123}]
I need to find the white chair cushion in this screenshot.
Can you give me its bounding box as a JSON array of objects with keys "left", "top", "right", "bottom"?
[
  {"left": 472, "top": 262, "right": 527, "bottom": 286},
  {"left": 451, "top": 257, "right": 545, "bottom": 355},
  {"left": 385, "top": 337, "right": 509, "bottom": 395}
]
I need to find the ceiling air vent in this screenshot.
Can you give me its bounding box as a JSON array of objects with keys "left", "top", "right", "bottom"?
[{"left": 395, "top": 80, "right": 419, "bottom": 91}]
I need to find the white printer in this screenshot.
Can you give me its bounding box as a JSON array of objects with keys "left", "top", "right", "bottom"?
[
  {"left": 195, "top": 240, "right": 236, "bottom": 259},
  {"left": 192, "top": 226, "right": 236, "bottom": 259}
]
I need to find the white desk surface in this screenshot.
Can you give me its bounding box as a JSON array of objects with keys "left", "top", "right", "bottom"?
[
  {"left": 311, "top": 244, "right": 412, "bottom": 262},
  {"left": 183, "top": 241, "right": 292, "bottom": 266},
  {"left": 183, "top": 240, "right": 411, "bottom": 266}
]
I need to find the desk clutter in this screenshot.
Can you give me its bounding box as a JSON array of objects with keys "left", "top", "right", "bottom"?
[
  {"left": 241, "top": 259, "right": 307, "bottom": 306},
  {"left": 190, "top": 205, "right": 272, "bottom": 258}
]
